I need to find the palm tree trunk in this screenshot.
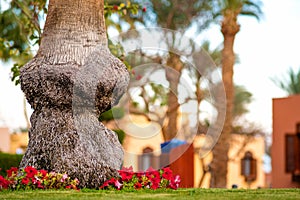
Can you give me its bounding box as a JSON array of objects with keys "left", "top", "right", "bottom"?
[
  {"left": 210, "top": 13, "right": 240, "bottom": 188},
  {"left": 19, "top": 0, "right": 129, "bottom": 188}
]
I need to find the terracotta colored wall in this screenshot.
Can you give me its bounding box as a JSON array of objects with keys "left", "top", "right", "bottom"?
[
  {"left": 170, "top": 144, "right": 194, "bottom": 188},
  {"left": 272, "top": 95, "right": 300, "bottom": 188}
]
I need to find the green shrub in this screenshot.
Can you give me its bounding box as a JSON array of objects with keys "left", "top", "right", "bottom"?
[
  {"left": 0, "top": 153, "right": 23, "bottom": 176},
  {"left": 113, "top": 129, "right": 126, "bottom": 145},
  {"left": 99, "top": 107, "right": 125, "bottom": 122}
]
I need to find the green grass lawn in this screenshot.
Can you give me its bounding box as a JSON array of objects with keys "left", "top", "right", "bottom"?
[{"left": 1, "top": 188, "right": 300, "bottom": 200}]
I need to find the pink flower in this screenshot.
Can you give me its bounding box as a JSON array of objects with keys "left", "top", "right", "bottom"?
[
  {"left": 168, "top": 175, "right": 181, "bottom": 189},
  {"left": 114, "top": 180, "right": 123, "bottom": 190},
  {"left": 60, "top": 173, "right": 68, "bottom": 182},
  {"left": 74, "top": 178, "right": 80, "bottom": 185},
  {"left": 174, "top": 175, "right": 181, "bottom": 185}
]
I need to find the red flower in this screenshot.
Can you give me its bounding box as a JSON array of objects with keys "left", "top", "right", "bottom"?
[
  {"left": 142, "top": 7, "right": 146, "bottom": 12},
  {"left": 100, "top": 180, "right": 109, "bottom": 189},
  {"left": 39, "top": 169, "right": 48, "bottom": 179},
  {"left": 65, "top": 185, "right": 71, "bottom": 189},
  {"left": 134, "top": 182, "right": 142, "bottom": 189},
  {"left": 162, "top": 167, "right": 173, "bottom": 180},
  {"left": 24, "top": 166, "right": 38, "bottom": 178},
  {"left": 21, "top": 177, "right": 30, "bottom": 185},
  {"left": 118, "top": 166, "right": 134, "bottom": 181},
  {"left": 120, "top": 172, "right": 133, "bottom": 182},
  {"left": 135, "top": 171, "right": 144, "bottom": 179},
  {"left": 0, "top": 175, "right": 10, "bottom": 189},
  {"left": 6, "top": 167, "right": 18, "bottom": 178},
  {"left": 151, "top": 181, "right": 159, "bottom": 190},
  {"left": 35, "top": 180, "right": 44, "bottom": 189},
  {"left": 146, "top": 168, "right": 160, "bottom": 182},
  {"left": 100, "top": 166, "right": 180, "bottom": 191},
  {"left": 113, "top": 5, "right": 119, "bottom": 11}
]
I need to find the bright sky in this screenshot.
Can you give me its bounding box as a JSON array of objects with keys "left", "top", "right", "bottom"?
[
  {"left": 1, "top": 0, "right": 300, "bottom": 137},
  {"left": 196, "top": 0, "right": 300, "bottom": 136}
]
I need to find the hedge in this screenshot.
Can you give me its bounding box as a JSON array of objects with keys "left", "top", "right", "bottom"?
[{"left": 0, "top": 153, "right": 23, "bottom": 177}]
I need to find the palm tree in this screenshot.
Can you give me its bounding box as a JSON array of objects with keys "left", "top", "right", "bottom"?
[
  {"left": 233, "top": 85, "right": 253, "bottom": 120},
  {"left": 133, "top": 0, "right": 213, "bottom": 141},
  {"left": 210, "top": 0, "right": 262, "bottom": 188},
  {"left": 271, "top": 67, "right": 300, "bottom": 95}
]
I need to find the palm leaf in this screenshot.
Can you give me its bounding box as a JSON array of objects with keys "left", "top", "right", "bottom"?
[{"left": 271, "top": 67, "right": 300, "bottom": 95}]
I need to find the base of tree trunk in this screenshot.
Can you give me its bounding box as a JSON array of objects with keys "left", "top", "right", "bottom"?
[
  {"left": 19, "top": 108, "right": 123, "bottom": 188},
  {"left": 19, "top": 49, "right": 129, "bottom": 188}
]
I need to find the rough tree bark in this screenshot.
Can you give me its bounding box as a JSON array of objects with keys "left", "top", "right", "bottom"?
[{"left": 19, "top": 0, "right": 129, "bottom": 188}]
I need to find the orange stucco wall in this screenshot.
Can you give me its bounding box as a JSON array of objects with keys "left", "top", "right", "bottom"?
[
  {"left": 272, "top": 95, "right": 300, "bottom": 188},
  {"left": 0, "top": 127, "right": 10, "bottom": 152}
]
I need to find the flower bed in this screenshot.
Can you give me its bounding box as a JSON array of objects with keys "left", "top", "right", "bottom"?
[
  {"left": 101, "top": 166, "right": 181, "bottom": 190},
  {"left": 0, "top": 166, "right": 180, "bottom": 191},
  {"left": 0, "top": 166, "right": 79, "bottom": 190}
]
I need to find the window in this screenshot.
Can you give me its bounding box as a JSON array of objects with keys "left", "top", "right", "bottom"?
[
  {"left": 285, "top": 133, "right": 300, "bottom": 182},
  {"left": 138, "top": 147, "right": 155, "bottom": 171},
  {"left": 241, "top": 151, "right": 257, "bottom": 182}
]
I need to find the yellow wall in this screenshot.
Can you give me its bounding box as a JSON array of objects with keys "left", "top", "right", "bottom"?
[
  {"left": 0, "top": 128, "right": 28, "bottom": 154},
  {"left": 193, "top": 134, "right": 265, "bottom": 188},
  {"left": 120, "top": 115, "right": 266, "bottom": 188},
  {"left": 10, "top": 132, "right": 28, "bottom": 154},
  {"left": 227, "top": 134, "right": 265, "bottom": 189},
  {"left": 117, "top": 114, "right": 164, "bottom": 171}
]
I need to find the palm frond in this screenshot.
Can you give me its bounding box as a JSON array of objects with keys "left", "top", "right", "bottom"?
[
  {"left": 271, "top": 67, "right": 300, "bottom": 95},
  {"left": 239, "top": 11, "right": 260, "bottom": 20}
]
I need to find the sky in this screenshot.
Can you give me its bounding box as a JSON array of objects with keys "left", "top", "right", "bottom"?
[
  {"left": 1, "top": 0, "right": 300, "bottom": 139},
  {"left": 196, "top": 0, "right": 300, "bottom": 135}
]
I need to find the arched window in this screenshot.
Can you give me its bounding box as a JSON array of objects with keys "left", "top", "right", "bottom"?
[
  {"left": 241, "top": 151, "right": 257, "bottom": 183},
  {"left": 139, "top": 147, "right": 154, "bottom": 171}
]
